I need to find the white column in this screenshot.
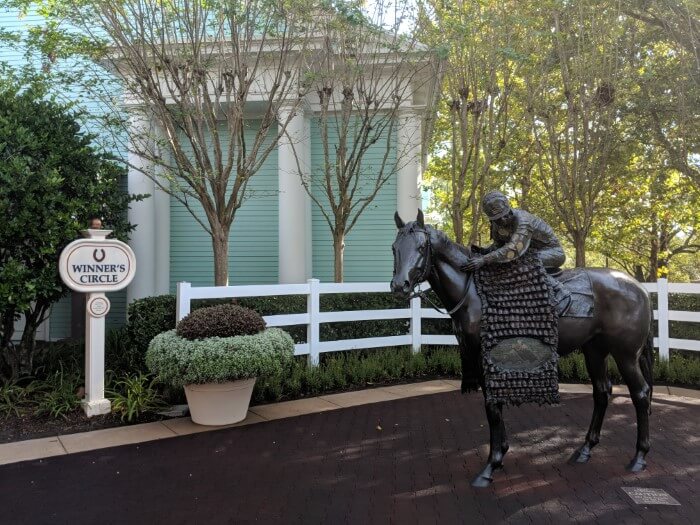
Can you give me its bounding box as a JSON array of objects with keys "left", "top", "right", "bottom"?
[
  {"left": 278, "top": 104, "right": 311, "bottom": 283},
  {"left": 304, "top": 114, "right": 313, "bottom": 280},
  {"left": 153, "top": 137, "right": 171, "bottom": 295},
  {"left": 396, "top": 109, "right": 422, "bottom": 222},
  {"left": 127, "top": 112, "right": 157, "bottom": 303}
]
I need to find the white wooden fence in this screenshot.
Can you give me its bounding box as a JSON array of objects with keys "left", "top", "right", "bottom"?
[
  {"left": 641, "top": 279, "right": 700, "bottom": 359},
  {"left": 176, "top": 278, "right": 700, "bottom": 365}
]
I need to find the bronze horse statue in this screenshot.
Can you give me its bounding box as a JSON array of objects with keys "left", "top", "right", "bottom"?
[{"left": 390, "top": 211, "right": 653, "bottom": 488}]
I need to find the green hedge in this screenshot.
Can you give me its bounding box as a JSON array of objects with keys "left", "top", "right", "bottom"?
[
  {"left": 649, "top": 293, "right": 700, "bottom": 341},
  {"left": 249, "top": 346, "right": 699, "bottom": 404},
  {"left": 252, "top": 346, "right": 462, "bottom": 403},
  {"left": 126, "top": 295, "right": 177, "bottom": 369},
  {"left": 669, "top": 294, "right": 700, "bottom": 341},
  {"left": 126, "top": 292, "right": 452, "bottom": 358}
]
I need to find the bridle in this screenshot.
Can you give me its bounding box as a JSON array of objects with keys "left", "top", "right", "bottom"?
[{"left": 403, "top": 227, "right": 473, "bottom": 316}]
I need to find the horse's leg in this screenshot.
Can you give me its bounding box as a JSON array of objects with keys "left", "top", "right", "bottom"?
[
  {"left": 472, "top": 401, "right": 508, "bottom": 488},
  {"left": 569, "top": 344, "right": 611, "bottom": 464},
  {"left": 613, "top": 352, "right": 651, "bottom": 472}
]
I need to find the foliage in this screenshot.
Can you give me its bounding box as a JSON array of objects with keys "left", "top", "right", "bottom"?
[
  {"left": 32, "top": 366, "right": 82, "bottom": 419},
  {"left": 420, "top": 0, "right": 533, "bottom": 245},
  {"left": 419, "top": 0, "right": 700, "bottom": 278},
  {"left": 176, "top": 304, "right": 266, "bottom": 341},
  {"left": 106, "top": 372, "right": 167, "bottom": 422},
  {"left": 104, "top": 327, "right": 140, "bottom": 377},
  {"left": 0, "top": 84, "right": 138, "bottom": 380},
  {"left": 0, "top": 379, "right": 31, "bottom": 418},
  {"left": 558, "top": 350, "right": 700, "bottom": 388},
  {"left": 669, "top": 294, "right": 700, "bottom": 341},
  {"left": 655, "top": 353, "right": 700, "bottom": 386},
  {"left": 146, "top": 328, "right": 295, "bottom": 388},
  {"left": 126, "top": 292, "right": 451, "bottom": 355},
  {"left": 253, "top": 346, "right": 462, "bottom": 403},
  {"left": 30, "top": 338, "right": 83, "bottom": 378},
  {"left": 126, "top": 295, "right": 177, "bottom": 365}
]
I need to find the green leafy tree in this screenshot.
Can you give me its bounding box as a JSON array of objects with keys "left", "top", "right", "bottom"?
[
  {"left": 623, "top": 0, "right": 700, "bottom": 187},
  {"left": 421, "top": 0, "right": 534, "bottom": 245},
  {"left": 525, "top": 1, "right": 635, "bottom": 267},
  {"left": 0, "top": 84, "right": 137, "bottom": 380}
]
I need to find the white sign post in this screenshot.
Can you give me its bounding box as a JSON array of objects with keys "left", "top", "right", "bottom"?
[{"left": 59, "top": 229, "right": 136, "bottom": 417}]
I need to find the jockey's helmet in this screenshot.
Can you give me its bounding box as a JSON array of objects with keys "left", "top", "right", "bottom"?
[{"left": 482, "top": 191, "right": 511, "bottom": 221}]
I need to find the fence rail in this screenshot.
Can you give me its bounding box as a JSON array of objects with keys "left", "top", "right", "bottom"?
[{"left": 176, "top": 278, "right": 700, "bottom": 365}]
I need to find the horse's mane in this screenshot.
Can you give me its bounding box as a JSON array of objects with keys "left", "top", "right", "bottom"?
[
  {"left": 426, "top": 224, "right": 472, "bottom": 270},
  {"left": 427, "top": 225, "right": 472, "bottom": 256}
]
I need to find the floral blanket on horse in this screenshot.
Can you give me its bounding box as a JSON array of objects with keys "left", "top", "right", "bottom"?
[{"left": 474, "top": 252, "right": 560, "bottom": 406}]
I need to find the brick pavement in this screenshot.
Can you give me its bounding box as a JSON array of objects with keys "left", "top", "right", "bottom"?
[{"left": 1, "top": 391, "right": 697, "bottom": 524}]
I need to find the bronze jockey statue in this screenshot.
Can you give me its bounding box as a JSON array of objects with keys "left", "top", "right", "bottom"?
[{"left": 461, "top": 190, "right": 565, "bottom": 277}]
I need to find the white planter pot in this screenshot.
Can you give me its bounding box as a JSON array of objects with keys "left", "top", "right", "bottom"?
[{"left": 184, "top": 378, "right": 256, "bottom": 426}]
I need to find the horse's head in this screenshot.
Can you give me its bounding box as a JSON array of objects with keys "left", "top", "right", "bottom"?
[{"left": 391, "top": 210, "right": 432, "bottom": 299}]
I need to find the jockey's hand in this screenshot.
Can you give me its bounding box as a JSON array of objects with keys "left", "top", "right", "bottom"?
[{"left": 461, "top": 255, "right": 485, "bottom": 273}]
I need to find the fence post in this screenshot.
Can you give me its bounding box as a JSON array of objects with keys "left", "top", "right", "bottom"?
[
  {"left": 307, "top": 279, "right": 320, "bottom": 366},
  {"left": 657, "top": 277, "right": 670, "bottom": 362},
  {"left": 176, "top": 281, "right": 191, "bottom": 323},
  {"left": 410, "top": 296, "right": 422, "bottom": 353}
]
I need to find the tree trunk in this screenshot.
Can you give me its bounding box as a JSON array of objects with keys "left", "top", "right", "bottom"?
[
  {"left": 573, "top": 232, "right": 586, "bottom": 267},
  {"left": 212, "top": 227, "right": 230, "bottom": 286},
  {"left": 1, "top": 310, "right": 16, "bottom": 381},
  {"left": 519, "top": 174, "right": 531, "bottom": 211},
  {"left": 648, "top": 228, "right": 659, "bottom": 282},
  {"left": 18, "top": 310, "right": 39, "bottom": 378},
  {"left": 468, "top": 200, "right": 480, "bottom": 246},
  {"left": 452, "top": 206, "right": 464, "bottom": 245},
  {"left": 333, "top": 230, "right": 345, "bottom": 283}
]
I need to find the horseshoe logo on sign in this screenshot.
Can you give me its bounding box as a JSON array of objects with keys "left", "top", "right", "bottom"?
[{"left": 93, "top": 249, "right": 106, "bottom": 262}]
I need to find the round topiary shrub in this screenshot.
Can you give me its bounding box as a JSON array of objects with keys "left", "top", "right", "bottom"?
[
  {"left": 176, "top": 304, "right": 266, "bottom": 340},
  {"left": 146, "top": 328, "right": 295, "bottom": 388}
]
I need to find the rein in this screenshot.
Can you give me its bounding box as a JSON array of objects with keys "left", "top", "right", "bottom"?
[{"left": 407, "top": 228, "right": 473, "bottom": 316}]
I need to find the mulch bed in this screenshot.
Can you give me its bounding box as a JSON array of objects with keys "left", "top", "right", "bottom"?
[
  {"left": 2, "top": 378, "right": 695, "bottom": 446},
  {"left": 0, "top": 375, "right": 461, "bottom": 445}
]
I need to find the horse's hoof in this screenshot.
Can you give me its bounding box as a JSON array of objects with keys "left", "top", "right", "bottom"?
[
  {"left": 626, "top": 457, "right": 647, "bottom": 472},
  {"left": 568, "top": 448, "right": 591, "bottom": 464},
  {"left": 471, "top": 475, "right": 493, "bottom": 488}
]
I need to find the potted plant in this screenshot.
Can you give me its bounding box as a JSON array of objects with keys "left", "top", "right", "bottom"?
[{"left": 146, "top": 304, "right": 294, "bottom": 425}]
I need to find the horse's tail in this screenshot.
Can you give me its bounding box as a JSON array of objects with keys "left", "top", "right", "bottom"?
[{"left": 639, "top": 302, "right": 654, "bottom": 413}]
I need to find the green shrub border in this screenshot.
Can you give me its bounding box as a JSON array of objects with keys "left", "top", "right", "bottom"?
[{"left": 250, "top": 346, "right": 700, "bottom": 404}]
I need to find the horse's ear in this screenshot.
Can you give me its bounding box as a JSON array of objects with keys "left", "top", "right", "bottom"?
[
  {"left": 417, "top": 209, "right": 425, "bottom": 228},
  {"left": 394, "top": 211, "right": 405, "bottom": 229}
]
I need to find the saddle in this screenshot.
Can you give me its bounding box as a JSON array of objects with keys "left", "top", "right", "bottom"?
[{"left": 551, "top": 269, "right": 595, "bottom": 318}]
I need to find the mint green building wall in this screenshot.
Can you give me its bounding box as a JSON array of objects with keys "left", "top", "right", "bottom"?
[
  {"left": 1, "top": 7, "right": 128, "bottom": 339},
  {"left": 169, "top": 121, "right": 279, "bottom": 288},
  {"left": 310, "top": 119, "right": 397, "bottom": 282}
]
